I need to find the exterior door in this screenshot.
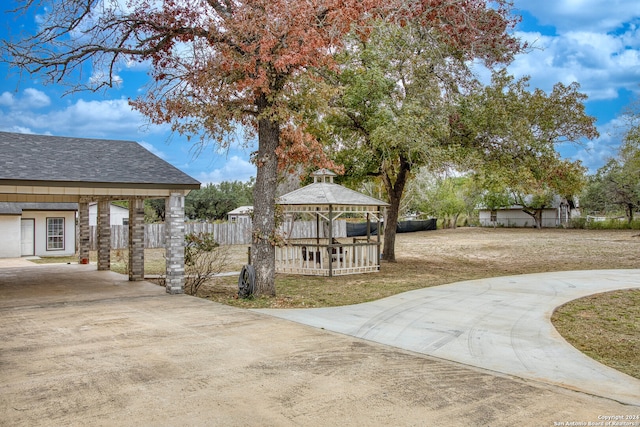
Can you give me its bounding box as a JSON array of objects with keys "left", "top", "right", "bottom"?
[{"left": 21, "top": 219, "right": 35, "bottom": 256}]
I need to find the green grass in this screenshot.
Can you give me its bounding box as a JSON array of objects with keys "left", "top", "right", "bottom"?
[{"left": 552, "top": 289, "right": 640, "bottom": 379}]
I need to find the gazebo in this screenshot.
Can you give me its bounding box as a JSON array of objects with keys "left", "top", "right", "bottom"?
[{"left": 275, "top": 169, "right": 388, "bottom": 277}]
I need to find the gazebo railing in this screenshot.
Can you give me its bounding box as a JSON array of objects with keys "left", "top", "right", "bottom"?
[{"left": 275, "top": 238, "right": 381, "bottom": 276}]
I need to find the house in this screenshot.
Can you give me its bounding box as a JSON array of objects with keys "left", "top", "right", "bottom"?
[
  {"left": 227, "top": 206, "right": 253, "bottom": 223},
  {"left": 478, "top": 196, "right": 579, "bottom": 228},
  {"left": 0, "top": 131, "right": 200, "bottom": 293},
  {"left": 0, "top": 202, "right": 77, "bottom": 258},
  {"left": 88, "top": 202, "right": 130, "bottom": 226}
]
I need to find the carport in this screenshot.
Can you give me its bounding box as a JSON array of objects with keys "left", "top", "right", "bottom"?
[{"left": 0, "top": 131, "right": 200, "bottom": 293}]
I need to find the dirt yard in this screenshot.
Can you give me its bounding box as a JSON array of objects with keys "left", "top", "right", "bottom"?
[{"left": 203, "top": 228, "right": 640, "bottom": 308}]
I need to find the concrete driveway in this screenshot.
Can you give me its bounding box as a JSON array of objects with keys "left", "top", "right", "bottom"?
[
  {"left": 256, "top": 270, "right": 640, "bottom": 406},
  {"left": 1, "top": 261, "right": 638, "bottom": 426}
]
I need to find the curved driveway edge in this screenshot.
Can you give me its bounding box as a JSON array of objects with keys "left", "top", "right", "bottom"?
[{"left": 255, "top": 269, "right": 640, "bottom": 406}]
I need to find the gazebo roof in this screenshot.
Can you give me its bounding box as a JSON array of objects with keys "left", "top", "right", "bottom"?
[{"left": 276, "top": 170, "right": 388, "bottom": 214}]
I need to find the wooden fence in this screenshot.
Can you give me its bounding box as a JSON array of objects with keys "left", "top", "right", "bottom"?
[{"left": 84, "top": 220, "right": 348, "bottom": 250}]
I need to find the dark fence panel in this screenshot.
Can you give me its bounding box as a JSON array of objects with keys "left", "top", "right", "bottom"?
[{"left": 346, "top": 219, "right": 436, "bottom": 237}]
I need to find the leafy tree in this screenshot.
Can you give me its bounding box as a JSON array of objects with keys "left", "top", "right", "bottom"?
[
  {"left": 582, "top": 99, "right": 640, "bottom": 221},
  {"left": 580, "top": 174, "right": 610, "bottom": 216},
  {"left": 407, "top": 170, "right": 479, "bottom": 228},
  {"left": 185, "top": 179, "right": 254, "bottom": 221},
  {"left": 144, "top": 199, "right": 166, "bottom": 223},
  {"left": 3, "top": 0, "right": 383, "bottom": 295},
  {"left": 314, "top": 3, "right": 523, "bottom": 261},
  {"left": 590, "top": 142, "right": 640, "bottom": 223},
  {"left": 452, "top": 71, "right": 597, "bottom": 228}
]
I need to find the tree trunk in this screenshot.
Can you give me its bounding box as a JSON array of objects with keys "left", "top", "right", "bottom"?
[
  {"left": 522, "top": 208, "right": 543, "bottom": 229},
  {"left": 383, "top": 190, "right": 400, "bottom": 261},
  {"left": 381, "top": 157, "right": 411, "bottom": 262},
  {"left": 534, "top": 209, "right": 543, "bottom": 228},
  {"left": 251, "top": 97, "right": 280, "bottom": 297}
]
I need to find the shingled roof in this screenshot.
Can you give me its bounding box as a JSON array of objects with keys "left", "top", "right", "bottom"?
[
  {"left": 0, "top": 131, "right": 200, "bottom": 189},
  {"left": 0, "top": 202, "right": 78, "bottom": 215}
]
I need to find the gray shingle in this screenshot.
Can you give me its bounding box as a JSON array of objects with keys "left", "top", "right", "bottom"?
[
  {"left": 0, "top": 202, "right": 78, "bottom": 214},
  {"left": 0, "top": 131, "right": 200, "bottom": 187}
]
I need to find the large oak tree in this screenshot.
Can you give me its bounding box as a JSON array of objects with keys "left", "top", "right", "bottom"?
[
  {"left": 452, "top": 71, "right": 598, "bottom": 228},
  {"left": 312, "top": 2, "right": 523, "bottom": 261},
  {"left": 2, "top": 0, "right": 387, "bottom": 295}
]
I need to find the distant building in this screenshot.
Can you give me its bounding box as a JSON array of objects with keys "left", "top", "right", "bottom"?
[
  {"left": 478, "top": 196, "right": 579, "bottom": 228},
  {"left": 88, "top": 202, "right": 130, "bottom": 226},
  {"left": 227, "top": 206, "right": 253, "bottom": 223}
]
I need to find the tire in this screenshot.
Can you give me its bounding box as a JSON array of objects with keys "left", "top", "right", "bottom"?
[{"left": 238, "top": 264, "right": 256, "bottom": 298}]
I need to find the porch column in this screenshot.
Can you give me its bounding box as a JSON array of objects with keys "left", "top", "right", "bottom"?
[
  {"left": 165, "top": 193, "right": 185, "bottom": 294},
  {"left": 97, "top": 199, "right": 111, "bottom": 270},
  {"left": 128, "top": 198, "right": 145, "bottom": 281},
  {"left": 78, "top": 199, "right": 90, "bottom": 264}
]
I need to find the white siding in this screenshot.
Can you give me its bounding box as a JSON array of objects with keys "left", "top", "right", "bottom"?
[
  {"left": 0, "top": 216, "right": 21, "bottom": 257},
  {"left": 22, "top": 211, "right": 76, "bottom": 257},
  {"left": 88, "top": 203, "right": 130, "bottom": 226},
  {"left": 479, "top": 208, "right": 559, "bottom": 228}
]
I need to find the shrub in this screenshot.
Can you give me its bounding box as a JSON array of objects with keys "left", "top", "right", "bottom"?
[
  {"left": 569, "top": 217, "right": 587, "bottom": 229},
  {"left": 183, "top": 232, "right": 230, "bottom": 296},
  {"left": 574, "top": 217, "right": 640, "bottom": 230}
]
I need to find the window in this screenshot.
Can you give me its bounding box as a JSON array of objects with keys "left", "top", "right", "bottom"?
[
  {"left": 490, "top": 210, "right": 497, "bottom": 223},
  {"left": 47, "top": 217, "right": 65, "bottom": 251}
]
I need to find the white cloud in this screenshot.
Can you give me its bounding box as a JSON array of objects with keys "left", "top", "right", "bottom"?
[
  {"left": 0, "top": 91, "right": 169, "bottom": 139},
  {"left": 0, "top": 88, "right": 51, "bottom": 109},
  {"left": 0, "top": 125, "right": 41, "bottom": 135},
  {"left": 196, "top": 155, "right": 256, "bottom": 185},
  {"left": 89, "top": 71, "right": 124, "bottom": 88},
  {"left": 569, "top": 117, "right": 628, "bottom": 172},
  {"left": 508, "top": 26, "right": 640, "bottom": 101},
  {"left": 23, "top": 88, "right": 51, "bottom": 108},
  {"left": 0, "top": 92, "right": 15, "bottom": 107},
  {"left": 514, "top": 0, "right": 640, "bottom": 33},
  {"left": 138, "top": 140, "right": 168, "bottom": 160}
]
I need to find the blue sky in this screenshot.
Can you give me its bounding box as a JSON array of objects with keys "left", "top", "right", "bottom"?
[{"left": 1, "top": 0, "right": 639, "bottom": 184}]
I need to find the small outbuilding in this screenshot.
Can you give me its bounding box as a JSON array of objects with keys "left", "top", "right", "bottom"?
[
  {"left": 275, "top": 169, "right": 388, "bottom": 277},
  {"left": 227, "top": 206, "right": 253, "bottom": 224},
  {"left": 89, "top": 202, "right": 130, "bottom": 226}
]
